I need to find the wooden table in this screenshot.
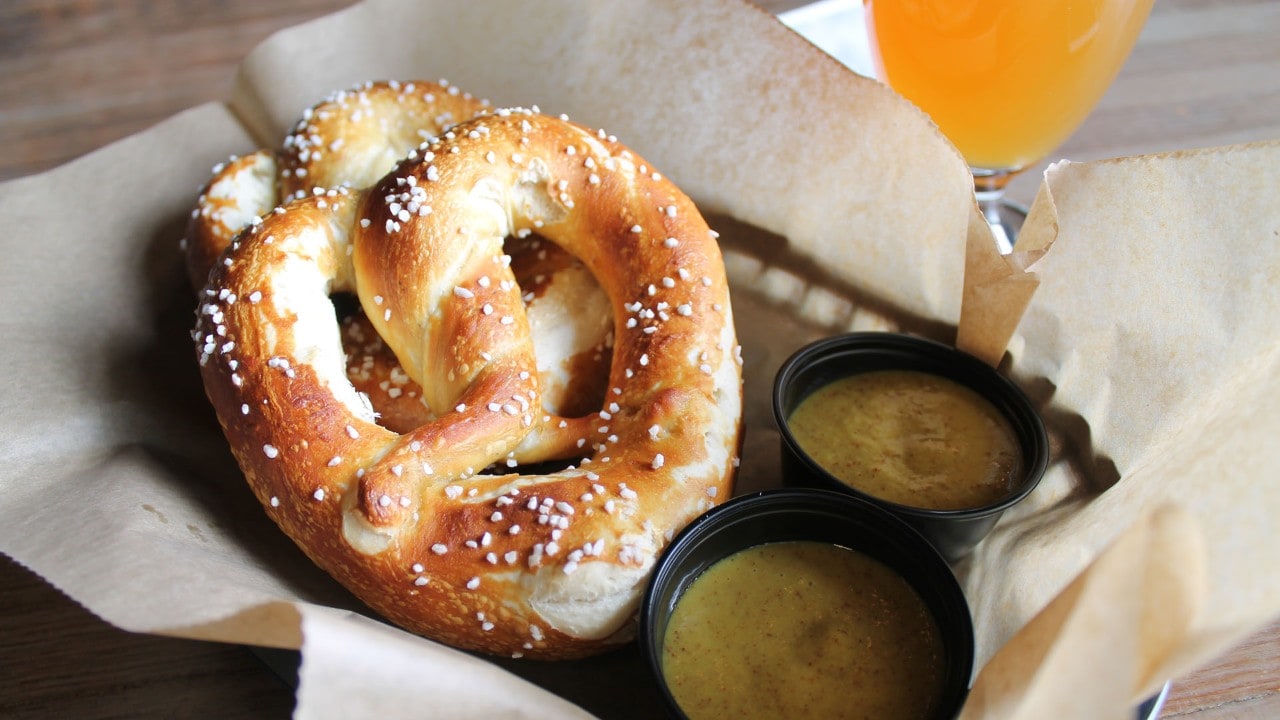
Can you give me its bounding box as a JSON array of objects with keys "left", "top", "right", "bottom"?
[{"left": 1, "top": 1, "right": 1277, "bottom": 717}]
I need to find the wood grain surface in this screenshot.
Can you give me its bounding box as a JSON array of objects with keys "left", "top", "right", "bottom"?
[{"left": 1, "top": 1, "right": 1277, "bottom": 718}]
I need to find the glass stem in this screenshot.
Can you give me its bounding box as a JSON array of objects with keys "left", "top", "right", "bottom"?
[{"left": 973, "top": 168, "right": 1023, "bottom": 255}]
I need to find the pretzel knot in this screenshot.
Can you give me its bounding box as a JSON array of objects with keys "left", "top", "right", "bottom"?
[
  {"left": 194, "top": 109, "right": 743, "bottom": 659},
  {"left": 184, "top": 80, "right": 612, "bottom": 432}
]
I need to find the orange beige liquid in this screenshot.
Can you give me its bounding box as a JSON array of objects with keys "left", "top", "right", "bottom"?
[
  {"left": 865, "top": 0, "right": 1153, "bottom": 171},
  {"left": 787, "top": 370, "right": 1022, "bottom": 510},
  {"left": 661, "top": 541, "right": 945, "bottom": 720}
]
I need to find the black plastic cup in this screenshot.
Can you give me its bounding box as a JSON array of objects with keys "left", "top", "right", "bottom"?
[
  {"left": 772, "top": 332, "right": 1049, "bottom": 562},
  {"left": 640, "top": 488, "right": 974, "bottom": 720}
]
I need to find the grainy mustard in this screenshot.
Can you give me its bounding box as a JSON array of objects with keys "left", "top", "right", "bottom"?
[
  {"left": 661, "top": 541, "right": 944, "bottom": 719},
  {"left": 787, "top": 370, "right": 1021, "bottom": 509}
]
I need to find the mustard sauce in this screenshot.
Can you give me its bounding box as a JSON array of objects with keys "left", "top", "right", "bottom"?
[
  {"left": 787, "top": 369, "right": 1022, "bottom": 510},
  {"left": 661, "top": 541, "right": 945, "bottom": 720}
]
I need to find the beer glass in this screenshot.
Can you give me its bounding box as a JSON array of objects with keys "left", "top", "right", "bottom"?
[{"left": 865, "top": 0, "right": 1154, "bottom": 251}]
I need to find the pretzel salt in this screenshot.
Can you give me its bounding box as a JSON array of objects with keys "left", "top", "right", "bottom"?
[{"left": 193, "top": 109, "right": 743, "bottom": 658}]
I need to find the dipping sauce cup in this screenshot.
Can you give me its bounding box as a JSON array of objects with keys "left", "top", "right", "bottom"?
[
  {"left": 773, "top": 332, "right": 1049, "bottom": 562},
  {"left": 640, "top": 489, "right": 973, "bottom": 720}
]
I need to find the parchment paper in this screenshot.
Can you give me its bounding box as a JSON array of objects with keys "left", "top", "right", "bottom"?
[{"left": 1, "top": 1, "right": 1277, "bottom": 718}]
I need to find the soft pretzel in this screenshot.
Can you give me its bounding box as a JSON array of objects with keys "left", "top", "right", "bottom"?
[
  {"left": 184, "top": 80, "right": 611, "bottom": 430},
  {"left": 193, "top": 109, "right": 744, "bottom": 659}
]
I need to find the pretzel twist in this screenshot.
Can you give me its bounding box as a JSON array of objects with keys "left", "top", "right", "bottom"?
[
  {"left": 184, "top": 80, "right": 610, "bottom": 431},
  {"left": 193, "top": 109, "right": 743, "bottom": 659}
]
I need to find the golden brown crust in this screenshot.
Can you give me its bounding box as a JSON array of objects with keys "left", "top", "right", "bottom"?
[
  {"left": 276, "top": 79, "right": 494, "bottom": 201},
  {"left": 193, "top": 110, "right": 743, "bottom": 659},
  {"left": 184, "top": 150, "right": 279, "bottom": 292}
]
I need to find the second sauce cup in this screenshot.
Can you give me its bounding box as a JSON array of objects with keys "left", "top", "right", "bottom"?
[{"left": 772, "top": 332, "right": 1049, "bottom": 562}]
